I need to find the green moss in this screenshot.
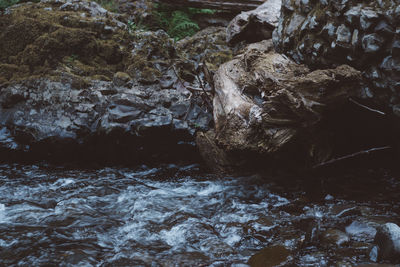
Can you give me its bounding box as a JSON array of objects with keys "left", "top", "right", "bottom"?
[{"left": 0, "top": 2, "right": 132, "bottom": 83}]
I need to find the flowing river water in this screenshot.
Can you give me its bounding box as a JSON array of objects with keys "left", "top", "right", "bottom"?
[{"left": 0, "top": 163, "right": 399, "bottom": 266}]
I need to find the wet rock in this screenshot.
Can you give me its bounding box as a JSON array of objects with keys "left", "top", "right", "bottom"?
[
  {"left": 226, "top": 0, "right": 281, "bottom": 45},
  {"left": 374, "top": 223, "right": 400, "bottom": 263},
  {"left": 248, "top": 245, "right": 290, "bottom": 267},
  {"left": 362, "top": 34, "right": 384, "bottom": 53},
  {"left": 344, "top": 5, "right": 361, "bottom": 25},
  {"left": 346, "top": 221, "right": 377, "bottom": 241},
  {"left": 196, "top": 130, "right": 233, "bottom": 173},
  {"left": 0, "top": 78, "right": 212, "bottom": 164},
  {"left": 360, "top": 8, "right": 380, "bottom": 31},
  {"left": 356, "top": 264, "right": 397, "bottom": 267},
  {"left": 336, "top": 24, "right": 352, "bottom": 44},
  {"left": 321, "top": 229, "right": 350, "bottom": 247},
  {"left": 391, "top": 39, "right": 400, "bottom": 56}
]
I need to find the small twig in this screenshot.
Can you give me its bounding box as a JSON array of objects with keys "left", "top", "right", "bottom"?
[
  {"left": 313, "top": 146, "right": 392, "bottom": 169},
  {"left": 201, "top": 60, "right": 215, "bottom": 92},
  {"left": 172, "top": 66, "right": 186, "bottom": 89},
  {"left": 349, "top": 98, "right": 386, "bottom": 116},
  {"left": 183, "top": 100, "right": 194, "bottom": 121},
  {"left": 196, "top": 74, "right": 213, "bottom": 111},
  {"left": 185, "top": 85, "right": 211, "bottom": 92}
]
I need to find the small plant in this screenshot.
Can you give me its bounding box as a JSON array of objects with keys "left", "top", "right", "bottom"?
[
  {"left": 66, "top": 54, "right": 78, "bottom": 66},
  {"left": 127, "top": 19, "right": 148, "bottom": 34},
  {"left": 167, "top": 10, "right": 199, "bottom": 41},
  {"left": 154, "top": 4, "right": 216, "bottom": 41}
]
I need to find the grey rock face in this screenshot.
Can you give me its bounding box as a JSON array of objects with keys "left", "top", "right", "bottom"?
[
  {"left": 226, "top": 0, "right": 281, "bottom": 45},
  {"left": 0, "top": 78, "right": 212, "bottom": 164},
  {"left": 374, "top": 223, "right": 400, "bottom": 263},
  {"left": 273, "top": 0, "right": 400, "bottom": 113}
]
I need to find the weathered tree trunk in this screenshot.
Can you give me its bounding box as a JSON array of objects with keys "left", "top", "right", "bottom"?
[{"left": 155, "top": 0, "right": 265, "bottom": 11}]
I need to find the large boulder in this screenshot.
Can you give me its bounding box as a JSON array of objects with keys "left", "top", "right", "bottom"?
[
  {"left": 226, "top": 0, "right": 281, "bottom": 46},
  {"left": 273, "top": 0, "right": 400, "bottom": 114},
  {"left": 0, "top": 0, "right": 234, "bottom": 164},
  {"left": 198, "top": 40, "right": 365, "bottom": 171},
  {"left": 374, "top": 223, "right": 400, "bottom": 263}
]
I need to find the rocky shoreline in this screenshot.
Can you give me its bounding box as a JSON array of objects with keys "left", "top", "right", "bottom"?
[
  {"left": 1, "top": 0, "right": 399, "bottom": 172},
  {"left": 1, "top": 0, "right": 400, "bottom": 265}
]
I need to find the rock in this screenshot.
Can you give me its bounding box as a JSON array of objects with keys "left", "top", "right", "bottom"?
[
  {"left": 321, "top": 229, "right": 350, "bottom": 247},
  {"left": 362, "top": 34, "right": 384, "bottom": 53},
  {"left": 346, "top": 221, "right": 377, "bottom": 241},
  {"left": 336, "top": 24, "right": 352, "bottom": 44},
  {"left": 273, "top": 0, "right": 400, "bottom": 117},
  {"left": 176, "top": 27, "right": 233, "bottom": 73},
  {"left": 0, "top": 78, "right": 212, "bottom": 164},
  {"left": 127, "top": 30, "right": 175, "bottom": 84},
  {"left": 113, "top": 72, "right": 131, "bottom": 87},
  {"left": 374, "top": 223, "right": 400, "bottom": 263},
  {"left": 344, "top": 5, "right": 361, "bottom": 25},
  {"left": 0, "top": 0, "right": 224, "bottom": 164},
  {"left": 227, "top": 0, "right": 281, "bottom": 45},
  {"left": 200, "top": 39, "right": 362, "bottom": 171},
  {"left": 360, "top": 8, "right": 380, "bottom": 31},
  {"left": 391, "top": 39, "right": 400, "bottom": 56},
  {"left": 196, "top": 130, "right": 233, "bottom": 173},
  {"left": 248, "top": 245, "right": 291, "bottom": 267}
]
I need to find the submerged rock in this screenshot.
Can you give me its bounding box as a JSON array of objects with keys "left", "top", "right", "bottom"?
[
  {"left": 226, "top": 0, "right": 281, "bottom": 46},
  {"left": 248, "top": 245, "right": 291, "bottom": 267},
  {"left": 374, "top": 223, "right": 400, "bottom": 263},
  {"left": 321, "top": 229, "right": 350, "bottom": 247}
]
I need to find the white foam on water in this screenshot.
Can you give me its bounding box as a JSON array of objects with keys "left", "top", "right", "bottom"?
[{"left": 0, "top": 203, "right": 7, "bottom": 223}]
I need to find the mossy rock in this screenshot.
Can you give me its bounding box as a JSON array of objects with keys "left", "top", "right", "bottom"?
[{"left": 0, "top": 0, "right": 131, "bottom": 84}]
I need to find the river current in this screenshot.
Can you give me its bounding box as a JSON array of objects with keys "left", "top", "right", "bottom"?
[{"left": 0, "top": 163, "right": 398, "bottom": 266}]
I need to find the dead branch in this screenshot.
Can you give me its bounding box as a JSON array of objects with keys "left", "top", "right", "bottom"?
[
  {"left": 312, "top": 146, "right": 392, "bottom": 169},
  {"left": 349, "top": 98, "right": 386, "bottom": 116},
  {"left": 196, "top": 74, "right": 213, "bottom": 111}
]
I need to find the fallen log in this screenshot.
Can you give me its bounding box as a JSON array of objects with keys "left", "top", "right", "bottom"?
[{"left": 154, "top": 0, "right": 265, "bottom": 11}]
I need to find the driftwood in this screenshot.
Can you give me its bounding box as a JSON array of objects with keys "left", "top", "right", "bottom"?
[{"left": 155, "top": 0, "right": 265, "bottom": 11}]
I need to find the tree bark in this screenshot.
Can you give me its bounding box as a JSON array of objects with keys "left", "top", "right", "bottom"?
[{"left": 155, "top": 0, "right": 265, "bottom": 11}]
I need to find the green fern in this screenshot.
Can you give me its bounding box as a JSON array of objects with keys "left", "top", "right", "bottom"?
[
  {"left": 168, "top": 10, "right": 199, "bottom": 40},
  {"left": 153, "top": 4, "right": 216, "bottom": 41}
]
